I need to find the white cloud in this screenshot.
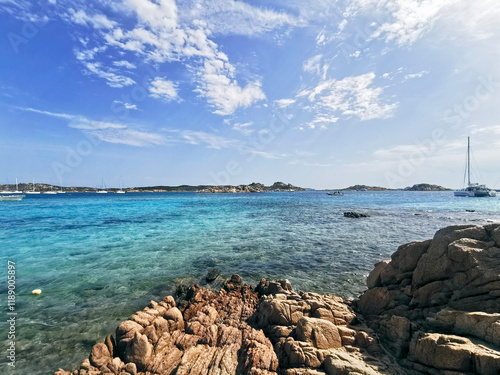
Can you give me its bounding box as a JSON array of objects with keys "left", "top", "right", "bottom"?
[
  {"left": 69, "top": 9, "right": 116, "bottom": 29},
  {"left": 231, "top": 122, "right": 254, "bottom": 136},
  {"left": 94, "top": 0, "right": 266, "bottom": 115},
  {"left": 84, "top": 62, "right": 135, "bottom": 88},
  {"left": 18, "top": 107, "right": 74, "bottom": 120},
  {"left": 113, "top": 101, "right": 139, "bottom": 110},
  {"left": 196, "top": 58, "right": 266, "bottom": 115},
  {"left": 180, "top": 130, "right": 239, "bottom": 149},
  {"left": 69, "top": 118, "right": 126, "bottom": 130},
  {"left": 298, "top": 72, "right": 397, "bottom": 121},
  {"left": 178, "top": 0, "right": 300, "bottom": 36},
  {"left": 404, "top": 70, "right": 429, "bottom": 81},
  {"left": 17, "top": 107, "right": 164, "bottom": 147},
  {"left": 303, "top": 54, "right": 329, "bottom": 79},
  {"left": 307, "top": 116, "right": 339, "bottom": 129},
  {"left": 289, "top": 160, "right": 332, "bottom": 167},
  {"left": 275, "top": 98, "right": 296, "bottom": 108},
  {"left": 372, "top": 140, "right": 463, "bottom": 161},
  {"left": 149, "top": 78, "right": 179, "bottom": 102},
  {"left": 352, "top": 0, "right": 451, "bottom": 46},
  {"left": 438, "top": 1, "right": 500, "bottom": 42},
  {"left": 90, "top": 128, "right": 166, "bottom": 147},
  {"left": 248, "top": 150, "right": 286, "bottom": 159},
  {"left": 469, "top": 124, "right": 500, "bottom": 135},
  {"left": 113, "top": 60, "right": 136, "bottom": 69}
]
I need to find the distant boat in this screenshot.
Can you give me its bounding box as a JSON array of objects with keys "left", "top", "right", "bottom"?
[
  {"left": 327, "top": 191, "right": 344, "bottom": 196},
  {"left": 454, "top": 137, "right": 496, "bottom": 198},
  {"left": 116, "top": 177, "right": 126, "bottom": 193},
  {"left": 10, "top": 178, "right": 23, "bottom": 194},
  {"left": 25, "top": 177, "right": 40, "bottom": 194},
  {"left": 0, "top": 194, "right": 25, "bottom": 201},
  {"left": 96, "top": 179, "right": 108, "bottom": 193},
  {"left": 56, "top": 180, "right": 66, "bottom": 193}
]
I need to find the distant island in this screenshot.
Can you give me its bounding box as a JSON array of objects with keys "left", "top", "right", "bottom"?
[
  {"left": 336, "top": 183, "right": 450, "bottom": 191},
  {"left": 1, "top": 182, "right": 451, "bottom": 194},
  {"left": 196, "top": 182, "right": 305, "bottom": 193},
  {"left": 0, "top": 181, "right": 305, "bottom": 194},
  {"left": 340, "top": 184, "right": 393, "bottom": 191},
  {"left": 403, "top": 183, "right": 451, "bottom": 191}
]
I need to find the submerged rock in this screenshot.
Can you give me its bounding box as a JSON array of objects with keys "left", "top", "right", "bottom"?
[
  {"left": 343, "top": 212, "right": 370, "bottom": 218},
  {"left": 205, "top": 268, "right": 221, "bottom": 282}
]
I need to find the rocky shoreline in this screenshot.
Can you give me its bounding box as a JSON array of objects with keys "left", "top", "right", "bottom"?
[{"left": 55, "top": 223, "right": 500, "bottom": 375}]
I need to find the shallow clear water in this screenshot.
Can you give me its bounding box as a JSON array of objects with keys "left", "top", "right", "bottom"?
[{"left": 1, "top": 191, "right": 499, "bottom": 373}]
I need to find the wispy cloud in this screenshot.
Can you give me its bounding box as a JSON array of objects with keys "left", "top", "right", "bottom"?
[
  {"left": 113, "top": 100, "right": 139, "bottom": 111},
  {"left": 359, "top": 0, "right": 452, "bottom": 46},
  {"left": 404, "top": 70, "right": 429, "bottom": 81},
  {"left": 149, "top": 78, "right": 179, "bottom": 102},
  {"left": 177, "top": 0, "right": 301, "bottom": 36},
  {"left": 298, "top": 72, "right": 397, "bottom": 122},
  {"left": 113, "top": 60, "right": 136, "bottom": 69},
  {"left": 17, "top": 107, "right": 165, "bottom": 147},
  {"left": 68, "top": 8, "right": 116, "bottom": 29},
  {"left": 90, "top": 128, "right": 166, "bottom": 147},
  {"left": 469, "top": 124, "right": 500, "bottom": 135},
  {"left": 248, "top": 150, "right": 286, "bottom": 159},
  {"left": 289, "top": 160, "right": 332, "bottom": 167},
  {"left": 303, "top": 54, "right": 328, "bottom": 79},
  {"left": 231, "top": 122, "right": 254, "bottom": 136},
  {"left": 66, "top": 0, "right": 267, "bottom": 115},
  {"left": 83, "top": 61, "right": 135, "bottom": 88},
  {"left": 180, "top": 130, "right": 240, "bottom": 149},
  {"left": 19, "top": 107, "right": 74, "bottom": 120},
  {"left": 275, "top": 98, "right": 296, "bottom": 108}
]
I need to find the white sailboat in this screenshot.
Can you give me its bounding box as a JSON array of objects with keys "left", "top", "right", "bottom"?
[
  {"left": 454, "top": 137, "right": 496, "bottom": 198},
  {"left": 56, "top": 180, "right": 66, "bottom": 193},
  {"left": 116, "top": 177, "right": 126, "bottom": 193},
  {"left": 12, "top": 178, "right": 22, "bottom": 194},
  {"left": 96, "top": 179, "right": 108, "bottom": 193},
  {"left": 25, "top": 178, "right": 41, "bottom": 194}
]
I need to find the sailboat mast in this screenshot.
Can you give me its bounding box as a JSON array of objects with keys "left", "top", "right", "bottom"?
[{"left": 467, "top": 136, "right": 471, "bottom": 186}]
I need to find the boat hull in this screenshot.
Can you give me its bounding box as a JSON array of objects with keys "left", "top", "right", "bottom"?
[
  {"left": 454, "top": 188, "right": 496, "bottom": 197},
  {"left": 0, "top": 195, "right": 25, "bottom": 201}
]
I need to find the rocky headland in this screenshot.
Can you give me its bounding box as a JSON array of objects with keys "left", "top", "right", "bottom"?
[
  {"left": 336, "top": 184, "right": 450, "bottom": 191},
  {"left": 55, "top": 223, "right": 500, "bottom": 375}
]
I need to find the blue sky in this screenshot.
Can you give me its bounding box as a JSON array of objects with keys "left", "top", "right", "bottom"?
[{"left": 1, "top": 0, "right": 499, "bottom": 189}]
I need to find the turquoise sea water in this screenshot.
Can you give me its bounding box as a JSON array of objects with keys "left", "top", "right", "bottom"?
[{"left": 1, "top": 191, "right": 500, "bottom": 373}]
